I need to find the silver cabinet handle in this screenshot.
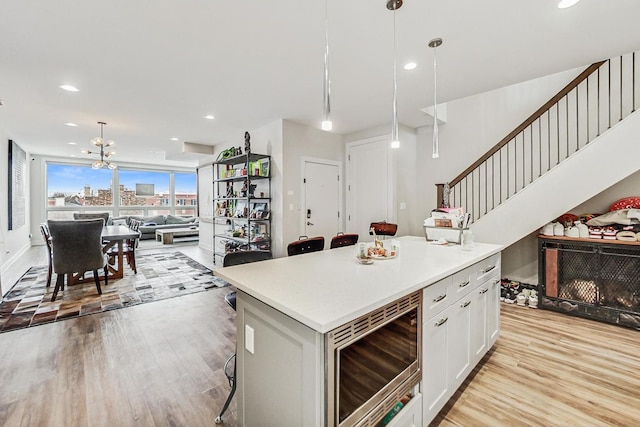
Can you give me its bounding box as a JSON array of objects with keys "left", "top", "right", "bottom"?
[
  {"left": 458, "top": 280, "right": 470, "bottom": 288},
  {"left": 479, "top": 288, "right": 488, "bottom": 294},
  {"left": 435, "top": 317, "right": 448, "bottom": 327},
  {"left": 480, "top": 265, "right": 496, "bottom": 274},
  {"left": 433, "top": 294, "right": 446, "bottom": 303},
  {"left": 461, "top": 300, "right": 471, "bottom": 308}
]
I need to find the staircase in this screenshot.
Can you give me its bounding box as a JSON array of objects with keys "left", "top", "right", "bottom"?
[{"left": 438, "top": 51, "right": 640, "bottom": 248}]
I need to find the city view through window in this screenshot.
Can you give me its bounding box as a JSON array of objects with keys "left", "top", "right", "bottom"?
[{"left": 46, "top": 163, "right": 197, "bottom": 219}]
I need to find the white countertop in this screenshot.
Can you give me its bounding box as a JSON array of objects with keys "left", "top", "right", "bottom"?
[{"left": 214, "top": 236, "right": 503, "bottom": 333}]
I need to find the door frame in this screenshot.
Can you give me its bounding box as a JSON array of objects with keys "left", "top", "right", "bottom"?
[
  {"left": 345, "top": 135, "right": 397, "bottom": 234},
  {"left": 300, "top": 157, "right": 343, "bottom": 238}
]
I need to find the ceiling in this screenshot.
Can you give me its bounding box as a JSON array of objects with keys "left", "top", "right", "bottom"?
[{"left": 1, "top": 0, "right": 639, "bottom": 168}]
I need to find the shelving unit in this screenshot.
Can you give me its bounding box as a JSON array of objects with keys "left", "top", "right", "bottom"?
[
  {"left": 212, "top": 152, "right": 271, "bottom": 264},
  {"left": 538, "top": 235, "right": 640, "bottom": 329}
]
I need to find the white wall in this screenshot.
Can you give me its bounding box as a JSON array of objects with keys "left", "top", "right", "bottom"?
[
  {"left": 282, "top": 119, "right": 344, "bottom": 252},
  {"left": 344, "top": 124, "right": 418, "bottom": 237},
  {"left": 414, "top": 67, "right": 582, "bottom": 225},
  {"left": 0, "top": 130, "right": 32, "bottom": 296}
]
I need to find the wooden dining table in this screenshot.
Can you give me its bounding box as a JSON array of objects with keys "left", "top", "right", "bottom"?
[{"left": 101, "top": 225, "right": 141, "bottom": 280}]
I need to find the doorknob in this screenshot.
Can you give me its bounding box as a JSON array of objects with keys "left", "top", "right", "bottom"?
[{"left": 307, "top": 221, "right": 314, "bottom": 226}]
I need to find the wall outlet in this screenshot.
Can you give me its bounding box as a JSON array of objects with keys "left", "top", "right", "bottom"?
[{"left": 400, "top": 202, "right": 407, "bottom": 210}]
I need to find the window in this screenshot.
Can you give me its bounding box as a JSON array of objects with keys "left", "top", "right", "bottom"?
[
  {"left": 46, "top": 163, "right": 197, "bottom": 219},
  {"left": 47, "top": 164, "right": 113, "bottom": 207},
  {"left": 119, "top": 170, "right": 170, "bottom": 207}
]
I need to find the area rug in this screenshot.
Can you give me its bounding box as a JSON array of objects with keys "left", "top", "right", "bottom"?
[{"left": 0, "top": 252, "right": 229, "bottom": 333}]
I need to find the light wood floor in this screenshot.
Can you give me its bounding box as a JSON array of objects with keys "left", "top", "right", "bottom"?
[{"left": 1, "top": 245, "right": 639, "bottom": 426}]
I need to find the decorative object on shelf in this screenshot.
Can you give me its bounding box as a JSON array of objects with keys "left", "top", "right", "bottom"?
[
  {"left": 321, "top": 0, "right": 332, "bottom": 131},
  {"left": 244, "top": 131, "right": 251, "bottom": 153},
  {"left": 388, "top": 0, "right": 402, "bottom": 149},
  {"left": 218, "top": 147, "right": 234, "bottom": 161},
  {"left": 82, "top": 121, "right": 117, "bottom": 169},
  {"left": 429, "top": 37, "right": 443, "bottom": 158}
]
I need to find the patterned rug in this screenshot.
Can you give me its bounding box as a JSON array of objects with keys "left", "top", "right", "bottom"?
[{"left": 0, "top": 251, "right": 228, "bottom": 333}]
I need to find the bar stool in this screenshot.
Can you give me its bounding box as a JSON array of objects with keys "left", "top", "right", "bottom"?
[
  {"left": 215, "top": 250, "right": 271, "bottom": 425},
  {"left": 287, "top": 236, "right": 325, "bottom": 256},
  {"left": 329, "top": 232, "right": 359, "bottom": 249},
  {"left": 369, "top": 221, "right": 397, "bottom": 238}
]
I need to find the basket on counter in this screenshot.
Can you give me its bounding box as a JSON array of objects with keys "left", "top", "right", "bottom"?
[{"left": 423, "top": 226, "right": 467, "bottom": 244}]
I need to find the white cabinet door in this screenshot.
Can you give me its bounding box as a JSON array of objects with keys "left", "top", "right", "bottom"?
[
  {"left": 487, "top": 277, "right": 501, "bottom": 347},
  {"left": 422, "top": 307, "right": 452, "bottom": 424},
  {"left": 448, "top": 296, "right": 472, "bottom": 388},
  {"left": 469, "top": 284, "right": 489, "bottom": 365}
]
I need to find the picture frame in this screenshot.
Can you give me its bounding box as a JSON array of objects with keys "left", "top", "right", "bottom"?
[{"left": 234, "top": 200, "right": 248, "bottom": 218}]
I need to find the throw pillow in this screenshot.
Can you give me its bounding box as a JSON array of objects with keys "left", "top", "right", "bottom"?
[{"left": 609, "top": 197, "right": 640, "bottom": 212}]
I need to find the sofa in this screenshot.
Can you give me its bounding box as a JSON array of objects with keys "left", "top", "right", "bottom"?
[{"left": 111, "top": 214, "right": 199, "bottom": 240}]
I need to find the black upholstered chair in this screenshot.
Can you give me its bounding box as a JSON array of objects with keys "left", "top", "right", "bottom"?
[
  {"left": 215, "top": 250, "right": 271, "bottom": 424},
  {"left": 287, "top": 236, "right": 325, "bottom": 256},
  {"left": 73, "top": 212, "right": 110, "bottom": 225},
  {"left": 47, "top": 219, "right": 109, "bottom": 302},
  {"left": 39, "top": 223, "right": 53, "bottom": 288},
  {"left": 329, "top": 232, "right": 359, "bottom": 249}
]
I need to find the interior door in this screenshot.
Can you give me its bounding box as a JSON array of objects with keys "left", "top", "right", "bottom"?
[
  {"left": 303, "top": 160, "right": 340, "bottom": 249},
  {"left": 346, "top": 137, "right": 394, "bottom": 240}
]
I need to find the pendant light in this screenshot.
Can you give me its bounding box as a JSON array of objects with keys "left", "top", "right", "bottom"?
[
  {"left": 429, "top": 37, "right": 442, "bottom": 158},
  {"left": 388, "top": 0, "right": 403, "bottom": 148},
  {"left": 321, "top": 0, "right": 332, "bottom": 131}
]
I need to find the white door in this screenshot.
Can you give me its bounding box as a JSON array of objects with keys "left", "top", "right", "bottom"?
[
  {"left": 346, "top": 136, "right": 395, "bottom": 240},
  {"left": 303, "top": 159, "right": 341, "bottom": 249}
]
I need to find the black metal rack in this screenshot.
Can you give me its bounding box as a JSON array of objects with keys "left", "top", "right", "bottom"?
[
  {"left": 212, "top": 152, "right": 271, "bottom": 264},
  {"left": 538, "top": 236, "right": 640, "bottom": 330}
]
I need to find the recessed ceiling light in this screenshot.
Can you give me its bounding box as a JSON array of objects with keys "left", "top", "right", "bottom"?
[
  {"left": 170, "top": 137, "right": 179, "bottom": 141},
  {"left": 64, "top": 122, "right": 78, "bottom": 127},
  {"left": 558, "top": 0, "right": 580, "bottom": 8},
  {"left": 70, "top": 154, "right": 77, "bottom": 157},
  {"left": 204, "top": 115, "right": 215, "bottom": 120},
  {"left": 404, "top": 62, "right": 417, "bottom": 70},
  {"left": 59, "top": 84, "right": 79, "bottom": 92},
  {"left": 67, "top": 142, "right": 77, "bottom": 145}
]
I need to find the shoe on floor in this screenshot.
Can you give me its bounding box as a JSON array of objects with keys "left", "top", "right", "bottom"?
[
  {"left": 516, "top": 292, "right": 528, "bottom": 307},
  {"left": 504, "top": 289, "right": 517, "bottom": 304},
  {"left": 528, "top": 290, "right": 539, "bottom": 308}
]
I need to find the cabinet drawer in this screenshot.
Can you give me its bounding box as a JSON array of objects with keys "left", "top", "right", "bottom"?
[
  {"left": 385, "top": 393, "right": 422, "bottom": 427},
  {"left": 423, "top": 276, "right": 452, "bottom": 320},
  {"left": 475, "top": 253, "right": 501, "bottom": 285},
  {"left": 450, "top": 266, "right": 475, "bottom": 299}
]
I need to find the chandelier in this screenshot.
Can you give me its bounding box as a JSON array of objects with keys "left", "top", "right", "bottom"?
[{"left": 82, "top": 121, "right": 117, "bottom": 169}]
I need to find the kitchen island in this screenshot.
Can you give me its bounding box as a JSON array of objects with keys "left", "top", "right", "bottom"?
[{"left": 214, "top": 236, "right": 503, "bottom": 427}]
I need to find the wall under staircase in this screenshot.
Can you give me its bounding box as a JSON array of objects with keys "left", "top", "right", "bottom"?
[{"left": 472, "top": 109, "right": 640, "bottom": 248}]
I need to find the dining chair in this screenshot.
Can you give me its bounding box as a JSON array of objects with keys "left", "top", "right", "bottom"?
[
  {"left": 329, "top": 232, "right": 359, "bottom": 249},
  {"left": 107, "top": 218, "right": 142, "bottom": 274},
  {"left": 369, "top": 221, "right": 398, "bottom": 238},
  {"left": 73, "top": 212, "right": 110, "bottom": 225},
  {"left": 287, "top": 235, "right": 325, "bottom": 256},
  {"left": 39, "top": 223, "right": 53, "bottom": 288},
  {"left": 215, "top": 250, "right": 271, "bottom": 425},
  {"left": 47, "top": 219, "right": 109, "bottom": 302}
]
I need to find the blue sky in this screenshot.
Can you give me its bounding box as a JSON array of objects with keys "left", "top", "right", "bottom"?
[{"left": 47, "top": 164, "right": 196, "bottom": 195}]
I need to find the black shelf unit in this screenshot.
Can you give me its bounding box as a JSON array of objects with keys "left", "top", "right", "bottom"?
[
  {"left": 212, "top": 152, "right": 272, "bottom": 264},
  {"left": 538, "top": 235, "right": 640, "bottom": 330}
]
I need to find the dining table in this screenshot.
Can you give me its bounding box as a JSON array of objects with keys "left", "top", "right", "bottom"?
[{"left": 101, "top": 225, "right": 141, "bottom": 280}]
